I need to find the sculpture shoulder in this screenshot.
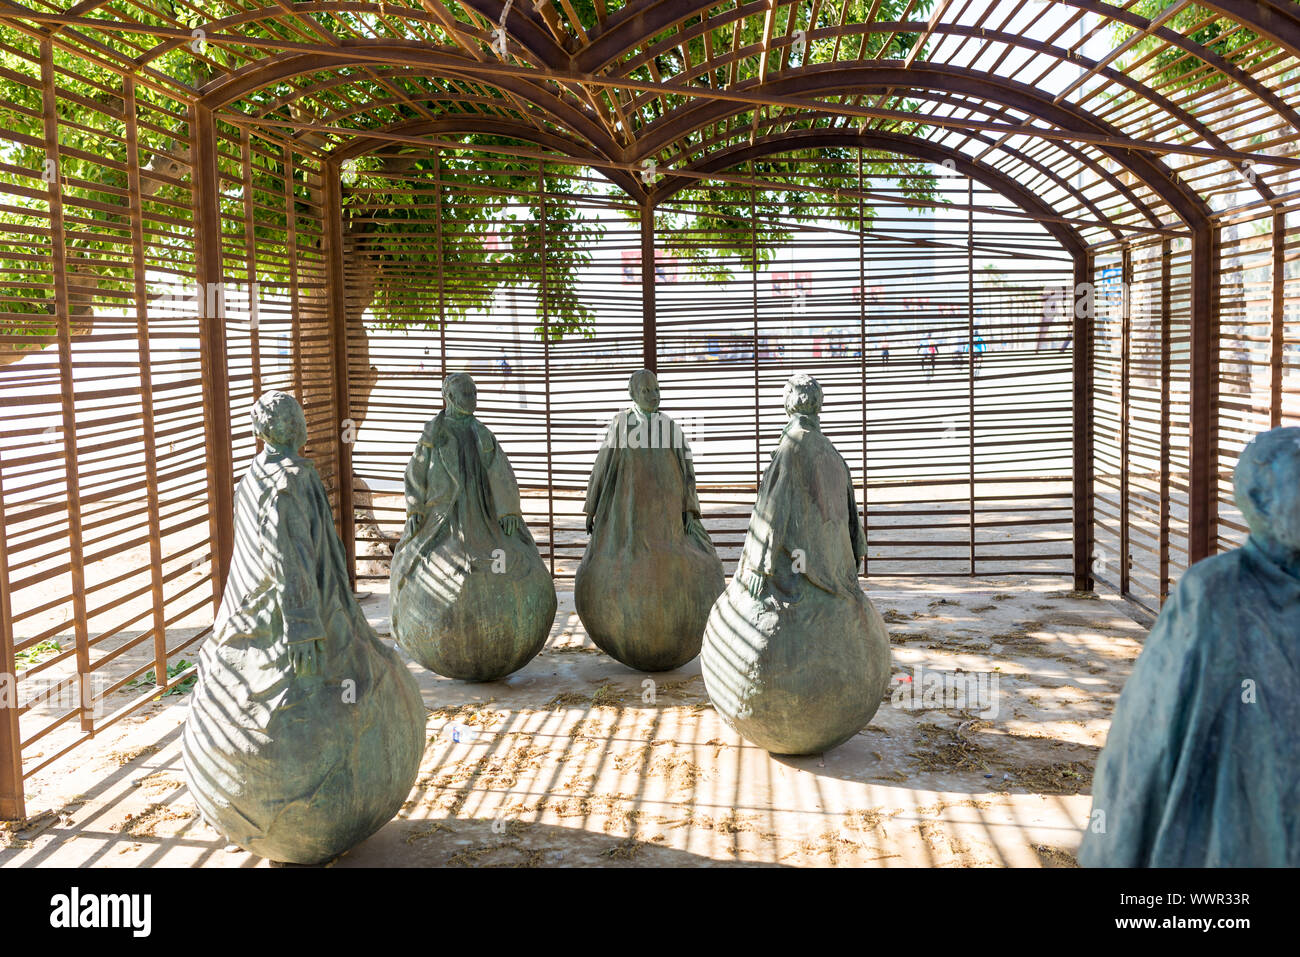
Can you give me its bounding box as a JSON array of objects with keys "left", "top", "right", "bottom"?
[
  {"left": 1148, "top": 550, "right": 1248, "bottom": 666},
  {"left": 259, "top": 452, "right": 310, "bottom": 488},
  {"left": 419, "top": 413, "right": 445, "bottom": 445},
  {"left": 249, "top": 453, "right": 319, "bottom": 509},
  {"left": 779, "top": 421, "right": 839, "bottom": 464},
  {"left": 1169, "top": 550, "right": 1246, "bottom": 618},
  {"left": 469, "top": 417, "right": 501, "bottom": 457},
  {"left": 1177, "top": 548, "right": 1246, "bottom": 594},
  {"left": 604, "top": 409, "right": 638, "bottom": 433}
]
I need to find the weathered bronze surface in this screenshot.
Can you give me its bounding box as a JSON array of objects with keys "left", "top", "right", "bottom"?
[
  {"left": 391, "top": 374, "right": 556, "bottom": 681},
  {"left": 701, "top": 374, "right": 891, "bottom": 755},
  {"left": 1081, "top": 426, "right": 1300, "bottom": 867},
  {"left": 183, "top": 392, "right": 425, "bottom": 865},
  {"left": 576, "top": 370, "right": 724, "bottom": 672}
]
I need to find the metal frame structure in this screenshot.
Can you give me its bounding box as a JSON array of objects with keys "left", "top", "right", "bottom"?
[{"left": 0, "top": 1, "right": 1296, "bottom": 821}]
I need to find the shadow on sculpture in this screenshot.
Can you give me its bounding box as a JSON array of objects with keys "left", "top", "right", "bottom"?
[
  {"left": 701, "top": 374, "right": 891, "bottom": 755},
  {"left": 576, "top": 370, "right": 724, "bottom": 672},
  {"left": 182, "top": 391, "right": 425, "bottom": 865},
  {"left": 1080, "top": 425, "right": 1300, "bottom": 867},
  {"left": 390, "top": 373, "right": 556, "bottom": 681}
]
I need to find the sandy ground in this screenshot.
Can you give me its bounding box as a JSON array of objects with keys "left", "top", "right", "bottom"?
[{"left": 1, "top": 574, "right": 1146, "bottom": 868}]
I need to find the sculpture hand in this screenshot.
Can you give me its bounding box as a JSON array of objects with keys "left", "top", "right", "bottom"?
[
  {"left": 499, "top": 514, "right": 520, "bottom": 536},
  {"left": 684, "top": 512, "right": 707, "bottom": 540},
  {"left": 290, "top": 640, "right": 323, "bottom": 677}
]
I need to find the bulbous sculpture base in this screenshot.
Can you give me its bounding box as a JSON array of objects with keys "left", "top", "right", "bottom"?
[
  {"left": 702, "top": 582, "right": 891, "bottom": 755},
  {"left": 183, "top": 632, "right": 425, "bottom": 866},
  {"left": 394, "top": 544, "right": 556, "bottom": 682},
  {"left": 575, "top": 546, "right": 723, "bottom": 672}
]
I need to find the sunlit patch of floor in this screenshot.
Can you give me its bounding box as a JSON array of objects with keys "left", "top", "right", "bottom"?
[{"left": 1, "top": 577, "right": 1145, "bottom": 867}]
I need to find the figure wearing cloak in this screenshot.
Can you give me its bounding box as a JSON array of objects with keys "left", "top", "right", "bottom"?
[
  {"left": 1080, "top": 426, "right": 1300, "bottom": 867},
  {"left": 390, "top": 373, "right": 556, "bottom": 681},
  {"left": 183, "top": 391, "right": 424, "bottom": 865},
  {"left": 702, "top": 374, "right": 891, "bottom": 755},
  {"left": 576, "top": 370, "right": 724, "bottom": 672}
]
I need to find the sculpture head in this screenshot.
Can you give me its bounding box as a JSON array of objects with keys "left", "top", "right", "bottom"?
[
  {"left": 784, "top": 373, "right": 822, "bottom": 420},
  {"left": 251, "top": 390, "right": 308, "bottom": 453},
  {"left": 1234, "top": 426, "right": 1300, "bottom": 563},
  {"left": 629, "top": 369, "right": 660, "bottom": 414},
  {"left": 443, "top": 373, "right": 477, "bottom": 417}
]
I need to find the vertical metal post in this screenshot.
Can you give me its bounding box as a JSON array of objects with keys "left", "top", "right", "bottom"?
[
  {"left": 42, "top": 41, "right": 93, "bottom": 730},
  {"left": 125, "top": 78, "right": 168, "bottom": 690},
  {"left": 858, "top": 149, "right": 869, "bottom": 576},
  {"left": 967, "top": 178, "right": 976, "bottom": 576},
  {"left": 324, "top": 164, "right": 356, "bottom": 588},
  {"left": 1072, "top": 250, "right": 1095, "bottom": 592},
  {"left": 641, "top": 202, "right": 657, "bottom": 372},
  {"left": 1187, "top": 225, "right": 1217, "bottom": 563},
  {"left": 1120, "top": 244, "right": 1132, "bottom": 595},
  {"left": 241, "top": 127, "right": 261, "bottom": 404},
  {"left": 539, "top": 162, "right": 554, "bottom": 574},
  {"left": 1272, "top": 211, "right": 1285, "bottom": 428},
  {"left": 0, "top": 465, "right": 23, "bottom": 820},
  {"left": 192, "top": 104, "right": 236, "bottom": 604},
  {"left": 751, "top": 179, "right": 760, "bottom": 487},
  {"left": 284, "top": 146, "right": 303, "bottom": 400},
  {"left": 435, "top": 150, "right": 447, "bottom": 377},
  {"left": 1159, "top": 239, "right": 1172, "bottom": 604}
]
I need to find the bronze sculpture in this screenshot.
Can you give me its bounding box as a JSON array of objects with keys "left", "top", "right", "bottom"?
[
  {"left": 1080, "top": 426, "right": 1300, "bottom": 867},
  {"left": 701, "top": 374, "right": 891, "bottom": 755},
  {"left": 576, "top": 370, "right": 724, "bottom": 671},
  {"left": 183, "top": 391, "right": 425, "bottom": 865},
  {"left": 390, "top": 373, "right": 556, "bottom": 681}
]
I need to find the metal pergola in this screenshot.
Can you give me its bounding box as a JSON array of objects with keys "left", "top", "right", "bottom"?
[{"left": 0, "top": 0, "right": 1296, "bottom": 821}]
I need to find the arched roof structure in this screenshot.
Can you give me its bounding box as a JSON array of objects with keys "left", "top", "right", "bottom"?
[{"left": 3, "top": 0, "right": 1296, "bottom": 239}]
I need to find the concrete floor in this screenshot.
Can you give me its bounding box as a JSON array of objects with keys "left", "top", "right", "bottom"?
[{"left": 1, "top": 576, "right": 1146, "bottom": 867}]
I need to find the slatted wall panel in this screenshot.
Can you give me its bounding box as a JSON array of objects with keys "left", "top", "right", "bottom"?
[
  {"left": 0, "top": 45, "right": 212, "bottom": 808},
  {"left": 342, "top": 153, "right": 1074, "bottom": 581},
  {"left": 218, "top": 124, "right": 337, "bottom": 508},
  {"left": 1216, "top": 212, "right": 1278, "bottom": 553},
  {"left": 1091, "top": 238, "right": 1194, "bottom": 615}
]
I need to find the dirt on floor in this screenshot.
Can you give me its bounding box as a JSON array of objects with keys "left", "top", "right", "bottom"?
[{"left": 1, "top": 576, "right": 1146, "bottom": 868}]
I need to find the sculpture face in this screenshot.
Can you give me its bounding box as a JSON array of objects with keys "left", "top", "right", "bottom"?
[
  {"left": 251, "top": 390, "right": 308, "bottom": 452},
  {"left": 444, "top": 375, "right": 477, "bottom": 416},
  {"left": 783, "top": 373, "right": 822, "bottom": 419},
  {"left": 1236, "top": 427, "right": 1300, "bottom": 553},
  {"left": 630, "top": 371, "right": 660, "bottom": 414}
]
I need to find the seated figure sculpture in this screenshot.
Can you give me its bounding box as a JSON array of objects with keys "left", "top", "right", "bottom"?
[
  {"left": 1080, "top": 426, "right": 1300, "bottom": 867},
  {"left": 390, "top": 373, "right": 556, "bottom": 681},
  {"left": 576, "top": 370, "right": 724, "bottom": 672},
  {"left": 183, "top": 391, "right": 424, "bottom": 865},
  {"left": 701, "top": 374, "right": 891, "bottom": 755}
]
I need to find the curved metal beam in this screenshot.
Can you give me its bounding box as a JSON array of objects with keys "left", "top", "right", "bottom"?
[
  {"left": 330, "top": 116, "right": 642, "bottom": 196},
  {"left": 678, "top": 95, "right": 1153, "bottom": 238},
  {"left": 627, "top": 18, "right": 1285, "bottom": 206},
  {"left": 197, "top": 44, "right": 621, "bottom": 162},
  {"left": 1202, "top": 0, "right": 1300, "bottom": 59},
  {"left": 634, "top": 63, "right": 1211, "bottom": 228},
  {"left": 649, "top": 129, "right": 1088, "bottom": 257}
]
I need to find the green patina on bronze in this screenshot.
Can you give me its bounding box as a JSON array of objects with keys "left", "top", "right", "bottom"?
[
  {"left": 1081, "top": 426, "right": 1300, "bottom": 867},
  {"left": 183, "top": 392, "right": 425, "bottom": 866},
  {"left": 702, "top": 374, "right": 891, "bottom": 756},
  {"left": 391, "top": 373, "right": 556, "bottom": 681},
  {"left": 576, "top": 370, "right": 724, "bottom": 672}
]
